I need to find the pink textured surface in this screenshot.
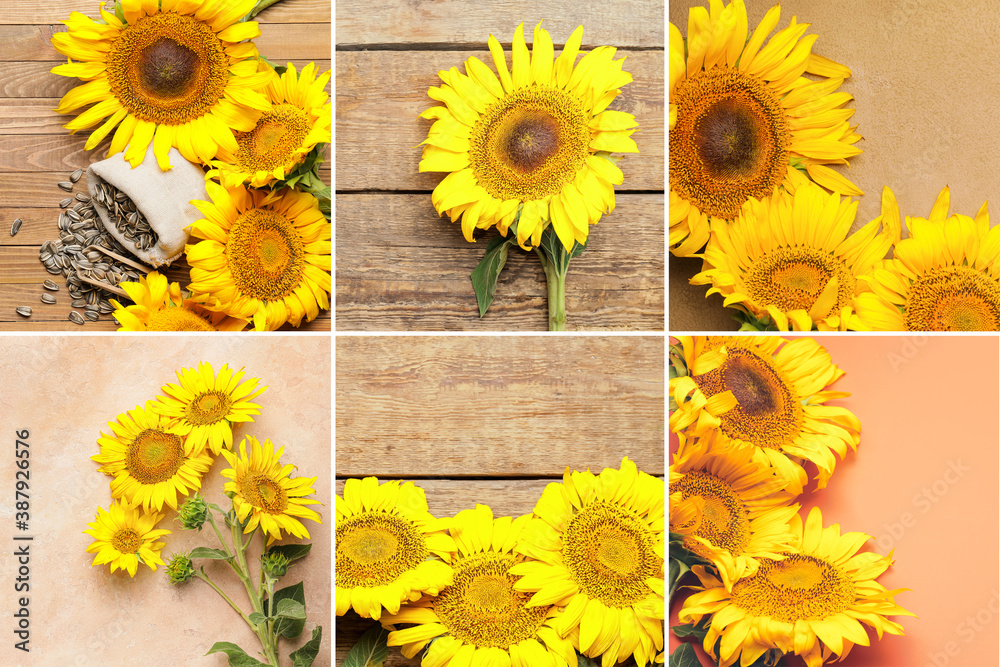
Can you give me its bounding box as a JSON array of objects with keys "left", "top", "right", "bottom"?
[{"left": 0, "top": 335, "right": 331, "bottom": 666}]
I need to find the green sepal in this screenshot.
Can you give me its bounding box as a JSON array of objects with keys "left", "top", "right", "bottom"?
[
  {"left": 290, "top": 626, "right": 323, "bottom": 667},
  {"left": 205, "top": 642, "right": 270, "bottom": 667},
  {"left": 668, "top": 533, "right": 711, "bottom": 601},
  {"left": 343, "top": 623, "right": 389, "bottom": 667},
  {"left": 241, "top": 0, "right": 284, "bottom": 22},
  {"left": 471, "top": 234, "right": 517, "bottom": 317},
  {"left": 731, "top": 308, "right": 780, "bottom": 331},
  {"left": 189, "top": 547, "right": 232, "bottom": 560},
  {"left": 267, "top": 543, "right": 312, "bottom": 565},
  {"left": 576, "top": 653, "right": 599, "bottom": 667},
  {"left": 538, "top": 225, "right": 587, "bottom": 276}
]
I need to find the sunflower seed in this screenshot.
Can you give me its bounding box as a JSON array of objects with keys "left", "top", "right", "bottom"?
[
  {"left": 75, "top": 193, "right": 90, "bottom": 203},
  {"left": 84, "top": 310, "right": 100, "bottom": 321},
  {"left": 10, "top": 218, "right": 22, "bottom": 236},
  {"left": 59, "top": 198, "right": 72, "bottom": 208},
  {"left": 57, "top": 181, "right": 74, "bottom": 192},
  {"left": 71, "top": 298, "right": 86, "bottom": 308},
  {"left": 43, "top": 279, "right": 59, "bottom": 291},
  {"left": 68, "top": 311, "right": 85, "bottom": 325},
  {"left": 40, "top": 293, "right": 56, "bottom": 305},
  {"left": 70, "top": 168, "right": 83, "bottom": 183},
  {"left": 15, "top": 307, "right": 31, "bottom": 317}
]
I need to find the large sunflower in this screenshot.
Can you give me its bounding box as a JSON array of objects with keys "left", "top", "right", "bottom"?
[
  {"left": 84, "top": 501, "right": 171, "bottom": 577},
  {"left": 92, "top": 401, "right": 213, "bottom": 512},
  {"left": 670, "top": 430, "right": 799, "bottom": 587},
  {"left": 110, "top": 271, "right": 249, "bottom": 331},
  {"left": 154, "top": 362, "right": 266, "bottom": 455},
  {"left": 52, "top": 0, "right": 273, "bottom": 170},
  {"left": 209, "top": 61, "right": 331, "bottom": 188},
  {"left": 679, "top": 507, "right": 913, "bottom": 667},
  {"left": 420, "top": 21, "right": 637, "bottom": 252},
  {"left": 336, "top": 477, "right": 456, "bottom": 621},
  {"left": 510, "top": 457, "right": 664, "bottom": 667},
  {"left": 670, "top": 0, "right": 862, "bottom": 257},
  {"left": 382, "top": 504, "right": 578, "bottom": 667},
  {"left": 690, "top": 183, "right": 900, "bottom": 331},
  {"left": 186, "top": 183, "right": 331, "bottom": 330},
  {"left": 669, "top": 336, "right": 859, "bottom": 493},
  {"left": 854, "top": 186, "right": 1000, "bottom": 330},
  {"left": 220, "top": 436, "right": 322, "bottom": 545}
]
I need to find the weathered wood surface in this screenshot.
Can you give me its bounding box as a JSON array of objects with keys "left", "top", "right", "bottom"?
[{"left": 0, "top": 1, "right": 331, "bottom": 330}]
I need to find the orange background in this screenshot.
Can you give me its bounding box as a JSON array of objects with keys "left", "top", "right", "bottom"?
[{"left": 669, "top": 335, "right": 999, "bottom": 667}]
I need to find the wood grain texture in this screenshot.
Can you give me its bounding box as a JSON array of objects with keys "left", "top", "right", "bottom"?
[
  {"left": 0, "top": 0, "right": 330, "bottom": 24},
  {"left": 335, "top": 193, "right": 664, "bottom": 331},
  {"left": 335, "top": 50, "right": 663, "bottom": 191},
  {"left": 336, "top": 335, "right": 665, "bottom": 478}
]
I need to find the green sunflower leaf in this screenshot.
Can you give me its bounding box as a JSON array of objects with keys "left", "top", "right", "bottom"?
[
  {"left": 248, "top": 612, "right": 267, "bottom": 626},
  {"left": 268, "top": 582, "right": 306, "bottom": 638},
  {"left": 668, "top": 642, "right": 700, "bottom": 667},
  {"left": 670, "top": 618, "right": 710, "bottom": 643},
  {"left": 205, "top": 641, "right": 270, "bottom": 667},
  {"left": 471, "top": 234, "right": 517, "bottom": 317},
  {"left": 189, "top": 547, "right": 232, "bottom": 560},
  {"left": 275, "top": 598, "right": 307, "bottom": 621},
  {"left": 290, "top": 626, "right": 323, "bottom": 667},
  {"left": 343, "top": 624, "right": 389, "bottom": 667}
]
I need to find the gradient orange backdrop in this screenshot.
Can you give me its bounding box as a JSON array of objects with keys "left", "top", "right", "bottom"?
[{"left": 669, "top": 335, "right": 1000, "bottom": 667}]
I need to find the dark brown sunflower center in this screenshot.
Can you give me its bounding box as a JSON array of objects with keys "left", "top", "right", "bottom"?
[
  {"left": 336, "top": 511, "right": 428, "bottom": 587},
  {"left": 226, "top": 209, "right": 305, "bottom": 301},
  {"left": 139, "top": 37, "right": 199, "bottom": 97},
  {"left": 731, "top": 555, "right": 855, "bottom": 623},
  {"left": 127, "top": 429, "right": 185, "bottom": 484},
  {"left": 743, "top": 246, "right": 856, "bottom": 318},
  {"left": 112, "top": 528, "right": 142, "bottom": 554},
  {"left": 670, "top": 66, "right": 788, "bottom": 220},
  {"left": 904, "top": 265, "right": 1000, "bottom": 331},
  {"left": 501, "top": 110, "right": 560, "bottom": 173},
  {"left": 675, "top": 470, "right": 749, "bottom": 557}
]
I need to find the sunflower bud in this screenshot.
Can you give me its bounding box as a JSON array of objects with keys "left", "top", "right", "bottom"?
[
  {"left": 178, "top": 493, "right": 209, "bottom": 531},
  {"left": 262, "top": 551, "right": 291, "bottom": 579},
  {"left": 166, "top": 553, "right": 194, "bottom": 584}
]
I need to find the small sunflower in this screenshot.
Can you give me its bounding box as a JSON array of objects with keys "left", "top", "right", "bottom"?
[
  {"left": 93, "top": 401, "right": 213, "bottom": 512},
  {"left": 336, "top": 477, "right": 457, "bottom": 621},
  {"left": 669, "top": 336, "right": 859, "bottom": 493},
  {"left": 679, "top": 507, "right": 913, "bottom": 667},
  {"left": 855, "top": 186, "right": 1000, "bottom": 330},
  {"left": 690, "top": 183, "right": 899, "bottom": 331},
  {"left": 209, "top": 61, "right": 331, "bottom": 188},
  {"left": 153, "top": 362, "right": 266, "bottom": 455},
  {"left": 510, "top": 457, "right": 664, "bottom": 667},
  {"left": 52, "top": 0, "right": 273, "bottom": 170},
  {"left": 670, "top": 430, "right": 799, "bottom": 587},
  {"left": 84, "top": 501, "right": 171, "bottom": 577},
  {"left": 382, "top": 504, "right": 577, "bottom": 667},
  {"left": 220, "top": 435, "right": 322, "bottom": 546},
  {"left": 186, "top": 183, "right": 331, "bottom": 330},
  {"left": 670, "top": 0, "right": 862, "bottom": 256},
  {"left": 420, "top": 21, "right": 637, "bottom": 252},
  {"left": 111, "top": 271, "right": 249, "bottom": 331}
]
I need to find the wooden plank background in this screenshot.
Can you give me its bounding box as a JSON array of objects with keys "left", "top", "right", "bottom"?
[
  {"left": 335, "top": 335, "right": 665, "bottom": 664},
  {"left": 0, "top": 0, "right": 331, "bottom": 330},
  {"left": 335, "top": 0, "right": 665, "bottom": 331}
]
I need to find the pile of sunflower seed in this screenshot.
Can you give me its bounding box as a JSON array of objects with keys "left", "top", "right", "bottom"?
[
  {"left": 93, "top": 180, "right": 159, "bottom": 250},
  {"left": 29, "top": 168, "right": 147, "bottom": 325}
]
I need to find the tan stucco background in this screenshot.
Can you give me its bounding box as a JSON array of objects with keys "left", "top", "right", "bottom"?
[
  {"left": 0, "top": 335, "right": 331, "bottom": 666},
  {"left": 669, "top": 0, "right": 1000, "bottom": 330}
]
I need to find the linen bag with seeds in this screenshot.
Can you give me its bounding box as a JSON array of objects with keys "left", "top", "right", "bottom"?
[{"left": 88, "top": 142, "right": 209, "bottom": 268}]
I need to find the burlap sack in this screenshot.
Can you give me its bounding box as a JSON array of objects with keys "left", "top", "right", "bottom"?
[{"left": 87, "top": 143, "right": 209, "bottom": 268}]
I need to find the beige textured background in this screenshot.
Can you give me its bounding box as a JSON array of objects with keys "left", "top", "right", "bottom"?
[
  {"left": 669, "top": 0, "right": 1000, "bottom": 330},
  {"left": 0, "top": 336, "right": 331, "bottom": 666}
]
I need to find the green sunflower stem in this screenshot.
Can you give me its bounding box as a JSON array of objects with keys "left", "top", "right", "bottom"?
[
  {"left": 194, "top": 570, "right": 252, "bottom": 626},
  {"left": 536, "top": 248, "right": 567, "bottom": 331}
]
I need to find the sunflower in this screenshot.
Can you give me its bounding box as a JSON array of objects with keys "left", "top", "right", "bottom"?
[
  {"left": 670, "top": 0, "right": 862, "bottom": 257},
  {"left": 153, "top": 362, "right": 266, "bottom": 456},
  {"left": 336, "top": 477, "right": 457, "bottom": 621},
  {"left": 669, "top": 336, "right": 859, "bottom": 494},
  {"left": 854, "top": 186, "right": 1000, "bottom": 330},
  {"left": 670, "top": 430, "right": 799, "bottom": 587},
  {"left": 51, "top": 0, "right": 273, "bottom": 170},
  {"left": 382, "top": 504, "right": 578, "bottom": 667},
  {"left": 110, "top": 271, "right": 249, "bottom": 331},
  {"left": 690, "top": 183, "right": 899, "bottom": 331},
  {"left": 220, "top": 435, "right": 322, "bottom": 546},
  {"left": 510, "top": 457, "right": 664, "bottom": 667},
  {"left": 420, "top": 21, "right": 637, "bottom": 252},
  {"left": 679, "top": 507, "right": 913, "bottom": 667},
  {"left": 84, "top": 501, "right": 171, "bottom": 577},
  {"left": 209, "top": 61, "right": 331, "bottom": 188},
  {"left": 93, "top": 401, "right": 213, "bottom": 512},
  {"left": 185, "top": 183, "right": 331, "bottom": 330}
]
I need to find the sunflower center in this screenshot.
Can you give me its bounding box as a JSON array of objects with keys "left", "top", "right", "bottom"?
[
  {"left": 236, "top": 104, "right": 312, "bottom": 172},
  {"left": 433, "top": 552, "right": 547, "bottom": 648},
  {"left": 241, "top": 472, "right": 288, "bottom": 513},
  {"left": 106, "top": 13, "right": 229, "bottom": 124},
  {"left": 743, "top": 246, "right": 856, "bottom": 316},
  {"left": 112, "top": 528, "right": 142, "bottom": 554},
  {"left": 674, "top": 471, "right": 749, "bottom": 557},
  {"left": 731, "top": 555, "right": 855, "bottom": 623},
  {"left": 670, "top": 66, "right": 788, "bottom": 220},
  {"left": 561, "top": 501, "right": 661, "bottom": 608},
  {"left": 226, "top": 209, "right": 305, "bottom": 301},
  {"left": 185, "top": 390, "right": 233, "bottom": 425},
  {"left": 695, "top": 347, "right": 803, "bottom": 450},
  {"left": 904, "top": 265, "right": 1000, "bottom": 331},
  {"left": 146, "top": 307, "right": 217, "bottom": 332},
  {"left": 126, "top": 429, "right": 185, "bottom": 484},
  {"left": 336, "top": 511, "right": 429, "bottom": 588},
  {"left": 470, "top": 86, "right": 590, "bottom": 201}
]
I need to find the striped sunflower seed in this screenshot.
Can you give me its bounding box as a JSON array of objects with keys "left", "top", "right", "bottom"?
[
  {"left": 70, "top": 168, "right": 84, "bottom": 183},
  {"left": 40, "top": 294, "right": 56, "bottom": 304},
  {"left": 84, "top": 310, "right": 100, "bottom": 321},
  {"left": 59, "top": 198, "right": 72, "bottom": 208},
  {"left": 68, "top": 311, "right": 85, "bottom": 325},
  {"left": 43, "top": 279, "right": 59, "bottom": 291},
  {"left": 10, "top": 218, "right": 21, "bottom": 236},
  {"left": 15, "top": 307, "right": 31, "bottom": 317},
  {"left": 57, "top": 181, "right": 74, "bottom": 192}
]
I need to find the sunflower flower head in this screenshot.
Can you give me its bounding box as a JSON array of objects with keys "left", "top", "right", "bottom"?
[
  {"left": 336, "top": 477, "right": 457, "bottom": 621},
  {"left": 420, "top": 21, "right": 637, "bottom": 252},
  {"left": 670, "top": 0, "right": 862, "bottom": 256},
  {"left": 220, "top": 435, "right": 322, "bottom": 546},
  {"left": 84, "top": 501, "right": 171, "bottom": 577},
  {"left": 111, "top": 271, "right": 249, "bottom": 332},
  {"left": 51, "top": 0, "right": 274, "bottom": 170}
]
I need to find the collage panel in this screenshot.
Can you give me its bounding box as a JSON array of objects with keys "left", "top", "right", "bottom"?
[
  {"left": 335, "top": 335, "right": 665, "bottom": 665},
  {"left": 0, "top": 335, "right": 331, "bottom": 665},
  {"left": 668, "top": 334, "right": 999, "bottom": 666}
]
